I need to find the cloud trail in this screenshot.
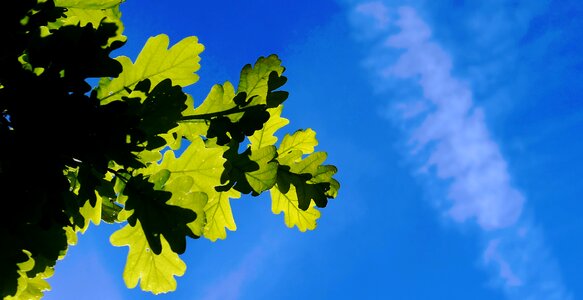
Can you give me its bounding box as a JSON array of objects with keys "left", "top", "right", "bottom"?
[
  {"left": 352, "top": 3, "right": 571, "bottom": 299},
  {"left": 384, "top": 6, "right": 524, "bottom": 230}
]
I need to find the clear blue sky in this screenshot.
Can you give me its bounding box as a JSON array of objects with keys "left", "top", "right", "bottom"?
[{"left": 46, "top": 1, "right": 583, "bottom": 299}]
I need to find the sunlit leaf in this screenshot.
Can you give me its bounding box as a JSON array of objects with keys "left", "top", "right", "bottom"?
[
  {"left": 203, "top": 188, "right": 240, "bottom": 241},
  {"left": 270, "top": 185, "right": 320, "bottom": 232},
  {"left": 245, "top": 146, "right": 278, "bottom": 193},
  {"left": 54, "top": 0, "right": 122, "bottom": 9},
  {"left": 123, "top": 174, "right": 196, "bottom": 255},
  {"left": 277, "top": 128, "right": 318, "bottom": 165},
  {"left": 52, "top": 0, "right": 125, "bottom": 44},
  {"left": 97, "top": 34, "right": 204, "bottom": 103},
  {"left": 155, "top": 138, "right": 226, "bottom": 196},
  {"left": 110, "top": 222, "right": 186, "bottom": 295},
  {"left": 238, "top": 54, "right": 285, "bottom": 101},
  {"left": 144, "top": 138, "right": 241, "bottom": 241},
  {"left": 192, "top": 82, "right": 238, "bottom": 120},
  {"left": 78, "top": 194, "right": 102, "bottom": 231},
  {"left": 249, "top": 105, "right": 289, "bottom": 150},
  {"left": 164, "top": 176, "right": 208, "bottom": 237},
  {"left": 6, "top": 251, "right": 53, "bottom": 300}
]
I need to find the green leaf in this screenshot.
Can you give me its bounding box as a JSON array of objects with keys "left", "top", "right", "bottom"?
[
  {"left": 155, "top": 139, "right": 226, "bottom": 196},
  {"left": 205, "top": 105, "right": 270, "bottom": 145},
  {"left": 186, "top": 82, "right": 270, "bottom": 146},
  {"left": 164, "top": 176, "right": 208, "bottom": 237},
  {"left": 273, "top": 128, "right": 339, "bottom": 213},
  {"left": 288, "top": 151, "right": 327, "bottom": 175},
  {"left": 163, "top": 95, "right": 207, "bottom": 149},
  {"left": 110, "top": 222, "right": 186, "bottom": 295},
  {"left": 192, "top": 82, "right": 238, "bottom": 120},
  {"left": 52, "top": 0, "right": 125, "bottom": 45},
  {"left": 145, "top": 139, "right": 241, "bottom": 241},
  {"left": 218, "top": 144, "right": 278, "bottom": 194},
  {"left": 97, "top": 34, "right": 204, "bottom": 103},
  {"left": 54, "top": 0, "right": 122, "bottom": 9},
  {"left": 6, "top": 251, "right": 52, "bottom": 300},
  {"left": 129, "top": 78, "right": 188, "bottom": 150},
  {"left": 203, "top": 188, "right": 240, "bottom": 241},
  {"left": 238, "top": 54, "right": 285, "bottom": 101},
  {"left": 245, "top": 146, "right": 278, "bottom": 193},
  {"left": 124, "top": 174, "right": 196, "bottom": 255},
  {"left": 78, "top": 194, "right": 102, "bottom": 231},
  {"left": 101, "top": 196, "right": 123, "bottom": 223},
  {"left": 310, "top": 165, "right": 340, "bottom": 199},
  {"left": 270, "top": 185, "right": 321, "bottom": 232},
  {"left": 249, "top": 105, "right": 289, "bottom": 150},
  {"left": 276, "top": 166, "right": 331, "bottom": 210},
  {"left": 277, "top": 129, "right": 318, "bottom": 165}
]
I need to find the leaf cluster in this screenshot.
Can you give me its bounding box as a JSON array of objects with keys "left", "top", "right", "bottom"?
[{"left": 0, "top": 1, "right": 340, "bottom": 298}]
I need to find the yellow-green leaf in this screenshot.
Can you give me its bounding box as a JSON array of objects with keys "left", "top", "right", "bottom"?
[
  {"left": 146, "top": 139, "right": 241, "bottom": 241},
  {"left": 162, "top": 95, "right": 208, "bottom": 149},
  {"left": 7, "top": 251, "right": 53, "bottom": 300},
  {"left": 289, "top": 152, "right": 327, "bottom": 175},
  {"left": 97, "top": 34, "right": 204, "bottom": 103},
  {"left": 52, "top": 0, "right": 125, "bottom": 45},
  {"left": 249, "top": 105, "right": 289, "bottom": 150},
  {"left": 78, "top": 193, "right": 102, "bottom": 232},
  {"left": 238, "top": 54, "right": 284, "bottom": 101},
  {"left": 277, "top": 128, "right": 318, "bottom": 164},
  {"left": 192, "top": 82, "right": 237, "bottom": 119},
  {"left": 54, "top": 0, "right": 122, "bottom": 9},
  {"left": 203, "top": 188, "right": 240, "bottom": 241},
  {"left": 270, "top": 185, "right": 320, "bottom": 232},
  {"left": 245, "top": 146, "right": 278, "bottom": 193},
  {"left": 164, "top": 176, "right": 208, "bottom": 237},
  {"left": 156, "top": 139, "right": 226, "bottom": 196},
  {"left": 110, "top": 222, "right": 186, "bottom": 294}
]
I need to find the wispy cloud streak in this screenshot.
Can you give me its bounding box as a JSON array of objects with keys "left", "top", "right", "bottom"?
[
  {"left": 352, "top": 3, "right": 571, "bottom": 299},
  {"left": 385, "top": 7, "right": 524, "bottom": 230}
]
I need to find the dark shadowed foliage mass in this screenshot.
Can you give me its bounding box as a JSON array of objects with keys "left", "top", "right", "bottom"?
[{"left": 0, "top": 1, "right": 339, "bottom": 298}]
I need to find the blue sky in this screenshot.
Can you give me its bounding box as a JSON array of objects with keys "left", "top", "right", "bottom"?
[{"left": 46, "top": 1, "right": 583, "bottom": 299}]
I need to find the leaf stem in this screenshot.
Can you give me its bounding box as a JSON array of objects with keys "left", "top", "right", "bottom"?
[
  {"left": 179, "top": 104, "right": 264, "bottom": 121},
  {"left": 107, "top": 168, "right": 130, "bottom": 183}
]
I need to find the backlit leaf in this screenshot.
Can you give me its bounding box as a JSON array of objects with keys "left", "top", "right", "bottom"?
[
  {"left": 245, "top": 146, "right": 278, "bottom": 193},
  {"left": 54, "top": 0, "right": 122, "bottom": 9},
  {"left": 270, "top": 185, "right": 320, "bottom": 232},
  {"left": 147, "top": 139, "right": 241, "bottom": 241},
  {"left": 249, "top": 105, "right": 289, "bottom": 150},
  {"left": 52, "top": 0, "right": 125, "bottom": 45},
  {"left": 78, "top": 194, "right": 102, "bottom": 231},
  {"left": 238, "top": 55, "right": 284, "bottom": 101},
  {"left": 123, "top": 175, "right": 196, "bottom": 255},
  {"left": 192, "top": 82, "right": 238, "bottom": 120},
  {"left": 97, "top": 34, "right": 204, "bottom": 103},
  {"left": 156, "top": 138, "right": 226, "bottom": 196},
  {"left": 203, "top": 189, "right": 240, "bottom": 241},
  {"left": 6, "top": 251, "right": 53, "bottom": 300},
  {"left": 277, "top": 129, "right": 318, "bottom": 165},
  {"left": 164, "top": 176, "right": 208, "bottom": 237},
  {"left": 110, "top": 222, "right": 186, "bottom": 295}
]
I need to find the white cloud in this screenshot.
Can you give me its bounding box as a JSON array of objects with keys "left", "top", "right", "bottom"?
[
  {"left": 355, "top": 1, "right": 391, "bottom": 29},
  {"left": 484, "top": 239, "right": 522, "bottom": 287},
  {"left": 382, "top": 5, "right": 524, "bottom": 231},
  {"left": 352, "top": 2, "right": 571, "bottom": 299}
]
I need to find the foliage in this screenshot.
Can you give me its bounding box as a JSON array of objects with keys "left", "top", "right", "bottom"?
[{"left": 0, "top": 0, "right": 339, "bottom": 298}]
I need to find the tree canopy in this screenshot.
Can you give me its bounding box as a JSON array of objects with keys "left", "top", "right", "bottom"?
[{"left": 0, "top": 0, "right": 339, "bottom": 298}]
